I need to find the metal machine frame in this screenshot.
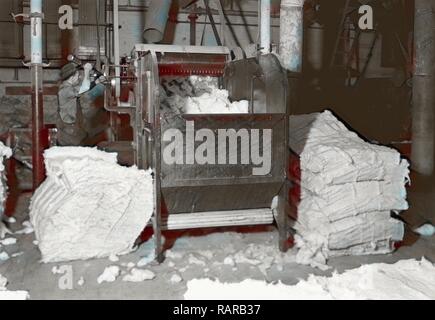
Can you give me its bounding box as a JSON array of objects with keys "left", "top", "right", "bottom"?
[{"left": 105, "top": 45, "right": 290, "bottom": 262}]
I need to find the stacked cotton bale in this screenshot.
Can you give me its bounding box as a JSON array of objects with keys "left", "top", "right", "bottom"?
[
  {"left": 289, "top": 111, "right": 410, "bottom": 268},
  {"left": 30, "top": 147, "right": 154, "bottom": 263}
]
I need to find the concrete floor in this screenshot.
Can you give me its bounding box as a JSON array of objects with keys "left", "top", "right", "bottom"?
[{"left": 1, "top": 194, "right": 435, "bottom": 300}]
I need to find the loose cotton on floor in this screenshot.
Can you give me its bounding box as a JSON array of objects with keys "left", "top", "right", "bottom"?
[
  {"left": 185, "top": 259, "right": 435, "bottom": 300},
  {"left": 0, "top": 274, "right": 29, "bottom": 300}
]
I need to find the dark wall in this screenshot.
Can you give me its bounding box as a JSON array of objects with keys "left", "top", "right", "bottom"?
[{"left": 295, "top": 0, "right": 413, "bottom": 147}]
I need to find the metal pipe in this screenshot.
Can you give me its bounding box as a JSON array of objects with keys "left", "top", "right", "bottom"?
[
  {"left": 216, "top": 0, "right": 226, "bottom": 45},
  {"left": 204, "top": 0, "right": 222, "bottom": 46},
  {"left": 95, "top": 0, "right": 102, "bottom": 71},
  {"left": 412, "top": 0, "right": 435, "bottom": 175},
  {"left": 188, "top": 4, "right": 198, "bottom": 46},
  {"left": 30, "top": 0, "right": 45, "bottom": 189},
  {"left": 113, "top": 0, "right": 120, "bottom": 98},
  {"left": 306, "top": 22, "right": 324, "bottom": 71},
  {"left": 143, "top": 0, "right": 172, "bottom": 43},
  {"left": 21, "top": 3, "right": 281, "bottom": 18},
  {"left": 30, "top": 0, "right": 43, "bottom": 65},
  {"left": 279, "top": 0, "right": 305, "bottom": 72},
  {"left": 260, "top": 0, "right": 271, "bottom": 54}
]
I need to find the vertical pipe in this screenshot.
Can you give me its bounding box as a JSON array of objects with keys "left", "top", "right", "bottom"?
[
  {"left": 143, "top": 0, "right": 172, "bottom": 43},
  {"left": 412, "top": 0, "right": 435, "bottom": 176},
  {"left": 30, "top": 0, "right": 45, "bottom": 189},
  {"left": 30, "top": 0, "right": 43, "bottom": 65},
  {"left": 260, "top": 0, "right": 271, "bottom": 54},
  {"left": 216, "top": 0, "right": 226, "bottom": 46},
  {"left": 95, "top": 0, "right": 102, "bottom": 71},
  {"left": 306, "top": 22, "right": 324, "bottom": 71},
  {"left": 188, "top": 4, "right": 198, "bottom": 46},
  {"left": 60, "top": 0, "right": 73, "bottom": 64},
  {"left": 279, "top": 0, "right": 305, "bottom": 72},
  {"left": 113, "top": 0, "right": 120, "bottom": 98},
  {"left": 204, "top": 0, "right": 222, "bottom": 46}
]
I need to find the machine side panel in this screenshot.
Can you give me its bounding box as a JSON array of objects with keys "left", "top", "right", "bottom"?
[{"left": 160, "top": 114, "right": 287, "bottom": 213}]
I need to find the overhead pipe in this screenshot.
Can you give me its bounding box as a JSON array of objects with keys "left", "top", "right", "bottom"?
[
  {"left": 143, "top": 0, "right": 172, "bottom": 43},
  {"left": 412, "top": 0, "right": 435, "bottom": 176},
  {"left": 30, "top": 0, "right": 45, "bottom": 189},
  {"left": 260, "top": 0, "right": 271, "bottom": 54},
  {"left": 279, "top": 0, "right": 305, "bottom": 72}
]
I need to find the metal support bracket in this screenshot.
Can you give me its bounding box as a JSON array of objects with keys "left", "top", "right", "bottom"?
[
  {"left": 11, "top": 12, "right": 45, "bottom": 22},
  {"left": 23, "top": 62, "right": 50, "bottom": 68}
]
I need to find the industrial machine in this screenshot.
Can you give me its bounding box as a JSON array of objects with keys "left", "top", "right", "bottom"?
[{"left": 104, "top": 45, "right": 290, "bottom": 261}]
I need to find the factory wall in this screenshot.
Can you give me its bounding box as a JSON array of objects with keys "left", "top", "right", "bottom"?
[
  {"left": 0, "top": 0, "right": 278, "bottom": 188},
  {"left": 0, "top": 68, "right": 60, "bottom": 188},
  {"left": 297, "top": 1, "right": 412, "bottom": 150},
  {"left": 0, "top": 0, "right": 280, "bottom": 134},
  {"left": 0, "top": 0, "right": 412, "bottom": 162},
  {"left": 0, "top": 69, "right": 59, "bottom": 131}
]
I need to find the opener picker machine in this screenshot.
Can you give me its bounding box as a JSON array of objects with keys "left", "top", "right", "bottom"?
[{"left": 104, "top": 44, "right": 291, "bottom": 262}]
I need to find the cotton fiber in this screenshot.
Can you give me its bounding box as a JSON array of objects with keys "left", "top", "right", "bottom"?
[
  {"left": 289, "top": 111, "right": 409, "bottom": 267},
  {"left": 30, "top": 147, "right": 154, "bottom": 263}
]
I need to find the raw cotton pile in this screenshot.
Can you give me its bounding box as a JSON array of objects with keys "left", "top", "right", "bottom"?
[
  {"left": 0, "top": 142, "right": 12, "bottom": 238},
  {"left": 184, "top": 258, "right": 435, "bottom": 300},
  {"left": 289, "top": 111, "right": 409, "bottom": 268},
  {"left": 0, "top": 274, "right": 29, "bottom": 300},
  {"left": 184, "top": 88, "right": 249, "bottom": 114},
  {"left": 160, "top": 76, "right": 249, "bottom": 114},
  {"left": 29, "top": 147, "right": 154, "bottom": 263}
]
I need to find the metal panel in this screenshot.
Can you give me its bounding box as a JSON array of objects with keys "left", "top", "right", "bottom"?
[
  {"left": 160, "top": 114, "right": 286, "bottom": 213},
  {"left": 159, "top": 208, "right": 274, "bottom": 230},
  {"left": 134, "top": 44, "right": 231, "bottom": 55},
  {"left": 78, "top": 0, "right": 106, "bottom": 57},
  {"left": 135, "top": 45, "right": 230, "bottom": 76},
  {"left": 162, "top": 183, "right": 283, "bottom": 213},
  {"left": 43, "top": 0, "right": 62, "bottom": 60},
  {"left": 160, "top": 115, "right": 286, "bottom": 187},
  {"left": 0, "top": 0, "right": 22, "bottom": 60},
  {"left": 224, "top": 55, "right": 288, "bottom": 114}
]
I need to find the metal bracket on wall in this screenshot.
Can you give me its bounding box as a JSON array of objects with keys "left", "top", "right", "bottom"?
[
  {"left": 10, "top": 12, "right": 50, "bottom": 68},
  {"left": 22, "top": 61, "right": 50, "bottom": 68},
  {"left": 11, "top": 12, "right": 45, "bottom": 22}
]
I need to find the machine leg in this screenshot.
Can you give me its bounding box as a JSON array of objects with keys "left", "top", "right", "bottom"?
[
  {"left": 153, "top": 223, "right": 164, "bottom": 263},
  {"left": 276, "top": 185, "right": 290, "bottom": 252},
  {"left": 153, "top": 175, "right": 164, "bottom": 263},
  {"left": 152, "top": 202, "right": 164, "bottom": 263}
]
